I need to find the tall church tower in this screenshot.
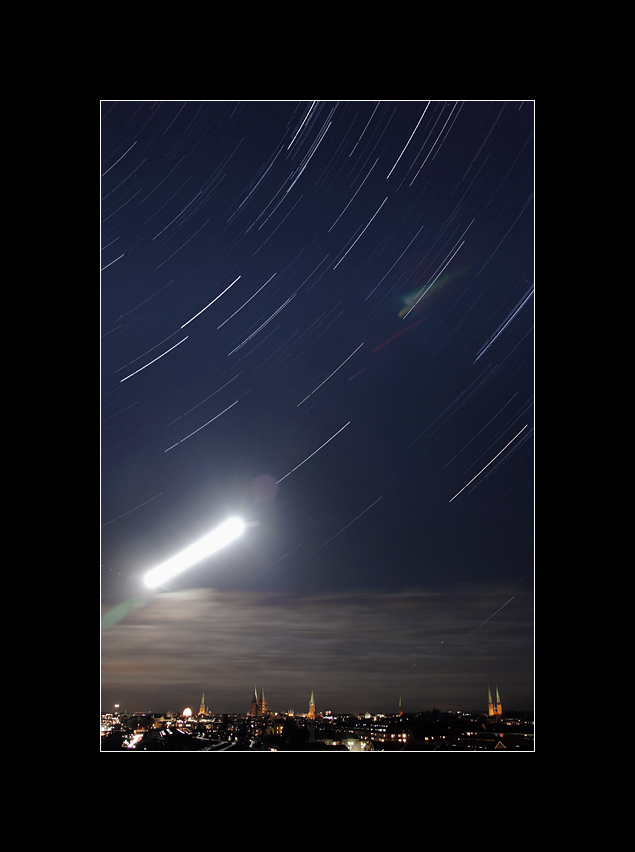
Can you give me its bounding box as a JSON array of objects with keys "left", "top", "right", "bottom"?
[
  {"left": 250, "top": 686, "right": 269, "bottom": 716},
  {"left": 487, "top": 684, "right": 502, "bottom": 717},
  {"left": 198, "top": 693, "right": 207, "bottom": 716},
  {"left": 307, "top": 690, "right": 316, "bottom": 719},
  {"left": 494, "top": 684, "right": 502, "bottom": 717},
  {"left": 258, "top": 687, "right": 268, "bottom": 716}
]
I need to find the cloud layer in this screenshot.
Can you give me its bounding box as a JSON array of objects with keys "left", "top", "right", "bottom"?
[{"left": 101, "top": 584, "right": 533, "bottom": 716}]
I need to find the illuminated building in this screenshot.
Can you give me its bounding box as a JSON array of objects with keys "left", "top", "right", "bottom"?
[
  {"left": 488, "top": 684, "right": 502, "bottom": 718},
  {"left": 250, "top": 686, "right": 269, "bottom": 717},
  {"left": 307, "top": 690, "right": 316, "bottom": 719},
  {"left": 198, "top": 693, "right": 207, "bottom": 717},
  {"left": 398, "top": 696, "right": 403, "bottom": 716}
]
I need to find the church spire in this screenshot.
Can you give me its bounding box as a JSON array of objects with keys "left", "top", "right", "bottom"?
[
  {"left": 250, "top": 686, "right": 269, "bottom": 717},
  {"left": 487, "top": 683, "right": 502, "bottom": 717}
]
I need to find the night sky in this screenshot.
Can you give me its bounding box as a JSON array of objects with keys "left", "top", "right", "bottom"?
[{"left": 100, "top": 100, "right": 534, "bottom": 717}]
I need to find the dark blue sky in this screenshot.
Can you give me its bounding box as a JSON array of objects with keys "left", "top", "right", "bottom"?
[{"left": 101, "top": 100, "right": 534, "bottom": 717}]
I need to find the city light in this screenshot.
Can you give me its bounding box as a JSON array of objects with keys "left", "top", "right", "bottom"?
[{"left": 143, "top": 517, "right": 245, "bottom": 589}]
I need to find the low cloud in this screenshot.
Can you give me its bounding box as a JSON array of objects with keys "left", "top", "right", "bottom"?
[{"left": 101, "top": 585, "right": 533, "bottom": 715}]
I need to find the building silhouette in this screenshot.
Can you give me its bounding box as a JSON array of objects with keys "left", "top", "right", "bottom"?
[
  {"left": 198, "top": 693, "right": 207, "bottom": 717},
  {"left": 487, "top": 684, "right": 502, "bottom": 717},
  {"left": 307, "top": 690, "right": 316, "bottom": 719}
]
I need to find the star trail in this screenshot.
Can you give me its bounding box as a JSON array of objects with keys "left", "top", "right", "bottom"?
[{"left": 101, "top": 100, "right": 534, "bottom": 716}]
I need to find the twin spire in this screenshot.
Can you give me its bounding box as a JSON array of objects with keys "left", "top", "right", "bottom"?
[
  {"left": 251, "top": 686, "right": 269, "bottom": 717},
  {"left": 250, "top": 686, "right": 315, "bottom": 717}
]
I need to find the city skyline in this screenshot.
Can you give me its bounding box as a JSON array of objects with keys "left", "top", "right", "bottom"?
[
  {"left": 101, "top": 100, "right": 534, "bottom": 719},
  {"left": 104, "top": 678, "right": 518, "bottom": 719}
]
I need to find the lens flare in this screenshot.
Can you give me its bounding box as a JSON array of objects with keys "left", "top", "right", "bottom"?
[{"left": 143, "top": 517, "right": 245, "bottom": 589}]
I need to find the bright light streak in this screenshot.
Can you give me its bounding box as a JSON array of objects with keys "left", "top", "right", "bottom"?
[
  {"left": 409, "top": 102, "right": 460, "bottom": 186},
  {"left": 333, "top": 197, "right": 388, "bottom": 269},
  {"left": 217, "top": 273, "right": 276, "bottom": 329},
  {"left": 449, "top": 425, "right": 528, "bottom": 502},
  {"left": 164, "top": 400, "right": 239, "bottom": 452},
  {"left": 468, "top": 596, "right": 515, "bottom": 637},
  {"left": 329, "top": 158, "right": 379, "bottom": 232},
  {"left": 474, "top": 285, "right": 534, "bottom": 363},
  {"left": 181, "top": 276, "right": 241, "bottom": 328},
  {"left": 313, "top": 495, "right": 383, "bottom": 553},
  {"left": 386, "top": 103, "right": 429, "bottom": 179},
  {"left": 143, "top": 517, "right": 245, "bottom": 589},
  {"left": 297, "top": 343, "right": 364, "bottom": 406},
  {"left": 102, "top": 141, "right": 136, "bottom": 177},
  {"left": 288, "top": 101, "right": 317, "bottom": 150},
  {"left": 228, "top": 293, "right": 296, "bottom": 355},
  {"left": 120, "top": 337, "right": 188, "bottom": 383},
  {"left": 101, "top": 253, "right": 124, "bottom": 271},
  {"left": 276, "top": 422, "right": 350, "bottom": 484}
]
